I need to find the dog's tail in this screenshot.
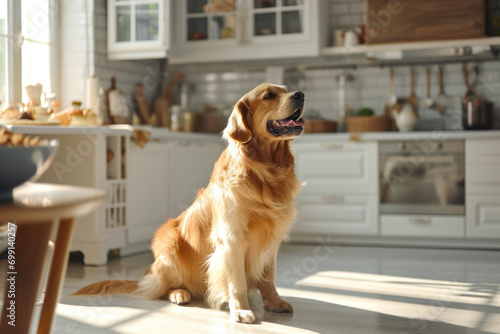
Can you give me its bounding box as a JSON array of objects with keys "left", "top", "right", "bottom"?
[{"left": 72, "top": 280, "right": 138, "bottom": 296}]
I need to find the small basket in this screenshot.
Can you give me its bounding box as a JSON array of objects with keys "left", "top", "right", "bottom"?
[{"left": 347, "top": 115, "right": 390, "bottom": 133}]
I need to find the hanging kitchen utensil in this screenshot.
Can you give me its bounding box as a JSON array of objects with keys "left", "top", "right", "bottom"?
[
  {"left": 462, "top": 64, "right": 479, "bottom": 100},
  {"left": 384, "top": 68, "right": 399, "bottom": 131},
  {"left": 408, "top": 67, "right": 418, "bottom": 116},
  {"left": 461, "top": 64, "right": 493, "bottom": 130},
  {"left": 337, "top": 74, "right": 352, "bottom": 132},
  {"left": 424, "top": 67, "right": 435, "bottom": 108},
  {"left": 153, "top": 72, "right": 185, "bottom": 127},
  {"left": 435, "top": 66, "right": 448, "bottom": 115},
  {"left": 386, "top": 68, "right": 397, "bottom": 106},
  {"left": 392, "top": 68, "right": 418, "bottom": 131}
]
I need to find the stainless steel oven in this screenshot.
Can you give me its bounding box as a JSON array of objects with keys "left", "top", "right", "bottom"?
[{"left": 380, "top": 140, "right": 465, "bottom": 215}]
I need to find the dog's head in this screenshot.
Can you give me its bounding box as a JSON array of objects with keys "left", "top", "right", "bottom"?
[{"left": 224, "top": 83, "right": 305, "bottom": 144}]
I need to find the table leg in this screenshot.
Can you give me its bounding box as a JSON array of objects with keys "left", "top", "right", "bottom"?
[
  {"left": 0, "top": 221, "right": 53, "bottom": 334},
  {"left": 37, "top": 218, "right": 75, "bottom": 334}
]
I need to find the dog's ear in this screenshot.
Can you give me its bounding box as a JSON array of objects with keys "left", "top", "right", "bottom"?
[{"left": 224, "top": 99, "right": 252, "bottom": 143}]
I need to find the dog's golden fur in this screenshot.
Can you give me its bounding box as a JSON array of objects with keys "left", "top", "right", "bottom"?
[{"left": 74, "top": 83, "right": 305, "bottom": 323}]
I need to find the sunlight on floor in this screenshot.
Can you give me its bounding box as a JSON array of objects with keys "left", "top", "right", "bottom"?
[
  {"left": 2, "top": 245, "right": 499, "bottom": 333},
  {"left": 293, "top": 270, "right": 500, "bottom": 333}
]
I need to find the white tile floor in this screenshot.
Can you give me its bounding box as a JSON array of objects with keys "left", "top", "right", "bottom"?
[{"left": 8, "top": 244, "right": 500, "bottom": 333}]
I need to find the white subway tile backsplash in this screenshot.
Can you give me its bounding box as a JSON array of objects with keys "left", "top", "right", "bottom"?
[
  {"left": 338, "top": 14, "right": 363, "bottom": 26},
  {"left": 350, "top": 2, "right": 367, "bottom": 14},
  {"left": 331, "top": 3, "right": 349, "bottom": 14}
]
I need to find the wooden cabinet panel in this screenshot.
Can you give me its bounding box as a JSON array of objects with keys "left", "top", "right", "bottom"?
[
  {"left": 381, "top": 215, "right": 465, "bottom": 238},
  {"left": 366, "top": 0, "right": 485, "bottom": 44},
  {"left": 466, "top": 196, "right": 500, "bottom": 239}
]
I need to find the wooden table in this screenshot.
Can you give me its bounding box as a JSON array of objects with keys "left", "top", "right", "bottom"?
[{"left": 0, "top": 182, "right": 106, "bottom": 334}]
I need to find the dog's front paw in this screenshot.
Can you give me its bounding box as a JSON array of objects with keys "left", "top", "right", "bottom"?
[
  {"left": 233, "top": 309, "right": 256, "bottom": 324},
  {"left": 167, "top": 289, "right": 191, "bottom": 305},
  {"left": 264, "top": 299, "right": 293, "bottom": 313}
]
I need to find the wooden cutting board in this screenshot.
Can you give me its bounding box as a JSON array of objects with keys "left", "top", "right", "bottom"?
[{"left": 366, "top": 0, "right": 485, "bottom": 44}]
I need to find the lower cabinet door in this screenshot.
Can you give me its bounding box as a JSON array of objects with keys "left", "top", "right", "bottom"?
[
  {"left": 293, "top": 195, "right": 379, "bottom": 235},
  {"left": 381, "top": 215, "right": 465, "bottom": 238},
  {"left": 466, "top": 196, "right": 500, "bottom": 239},
  {"left": 128, "top": 141, "right": 171, "bottom": 244}
]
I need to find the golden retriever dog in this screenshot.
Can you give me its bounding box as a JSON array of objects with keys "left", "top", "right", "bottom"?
[{"left": 74, "top": 83, "right": 305, "bottom": 323}]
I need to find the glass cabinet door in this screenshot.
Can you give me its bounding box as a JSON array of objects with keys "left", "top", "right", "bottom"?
[
  {"left": 116, "top": 4, "right": 132, "bottom": 42},
  {"left": 136, "top": 3, "right": 159, "bottom": 41},
  {"left": 252, "top": 0, "right": 304, "bottom": 37},
  {"left": 185, "top": 0, "right": 238, "bottom": 42},
  {"left": 113, "top": 0, "right": 160, "bottom": 43}
]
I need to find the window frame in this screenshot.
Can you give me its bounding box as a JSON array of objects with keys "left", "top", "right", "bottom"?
[{"left": 2, "top": 0, "right": 59, "bottom": 105}]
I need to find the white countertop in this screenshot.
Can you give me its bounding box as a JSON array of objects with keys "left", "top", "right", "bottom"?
[
  {"left": 299, "top": 130, "right": 500, "bottom": 142},
  {"left": 4, "top": 124, "right": 500, "bottom": 142},
  {"left": 4, "top": 124, "right": 222, "bottom": 142}
]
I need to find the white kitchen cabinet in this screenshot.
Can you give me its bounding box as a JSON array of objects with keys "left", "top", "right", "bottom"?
[
  {"left": 466, "top": 196, "right": 500, "bottom": 239},
  {"left": 169, "top": 140, "right": 224, "bottom": 217},
  {"left": 169, "top": 0, "right": 328, "bottom": 63},
  {"left": 465, "top": 139, "right": 500, "bottom": 239},
  {"left": 465, "top": 139, "right": 500, "bottom": 196},
  {"left": 381, "top": 215, "right": 465, "bottom": 238},
  {"left": 108, "top": 0, "right": 169, "bottom": 60},
  {"left": 128, "top": 141, "right": 171, "bottom": 244},
  {"left": 291, "top": 140, "right": 379, "bottom": 236},
  {"left": 294, "top": 195, "right": 379, "bottom": 235},
  {"left": 293, "top": 141, "right": 378, "bottom": 195}
]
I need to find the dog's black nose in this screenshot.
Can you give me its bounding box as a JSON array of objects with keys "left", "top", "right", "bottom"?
[{"left": 291, "top": 91, "right": 304, "bottom": 100}]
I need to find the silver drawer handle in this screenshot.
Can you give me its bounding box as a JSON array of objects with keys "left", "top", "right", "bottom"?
[
  {"left": 322, "top": 195, "right": 345, "bottom": 202},
  {"left": 409, "top": 217, "right": 431, "bottom": 224},
  {"left": 321, "top": 143, "right": 343, "bottom": 150}
]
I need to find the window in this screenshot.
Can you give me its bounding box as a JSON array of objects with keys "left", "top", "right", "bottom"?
[{"left": 0, "top": 0, "right": 56, "bottom": 109}]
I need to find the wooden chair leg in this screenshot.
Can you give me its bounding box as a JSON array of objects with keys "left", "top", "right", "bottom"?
[
  {"left": 0, "top": 221, "right": 53, "bottom": 334},
  {"left": 37, "top": 218, "right": 75, "bottom": 334}
]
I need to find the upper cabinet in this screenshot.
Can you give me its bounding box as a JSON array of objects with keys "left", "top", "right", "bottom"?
[
  {"left": 108, "top": 0, "right": 170, "bottom": 60},
  {"left": 168, "top": 0, "right": 328, "bottom": 64}
]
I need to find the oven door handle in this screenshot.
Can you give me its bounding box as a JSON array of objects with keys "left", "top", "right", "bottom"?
[{"left": 409, "top": 217, "right": 432, "bottom": 224}]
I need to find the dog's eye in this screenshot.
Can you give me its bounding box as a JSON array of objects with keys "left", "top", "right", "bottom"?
[{"left": 264, "top": 92, "right": 274, "bottom": 99}]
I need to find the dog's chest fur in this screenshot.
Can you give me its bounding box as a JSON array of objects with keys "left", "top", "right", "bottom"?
[{"left": 229, "top": 146, "right": 302, "bottom": 282}]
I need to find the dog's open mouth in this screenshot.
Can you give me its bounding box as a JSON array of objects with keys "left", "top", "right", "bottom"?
[{"left": 267, "top": 108, "right": 305, "bottom": 137}]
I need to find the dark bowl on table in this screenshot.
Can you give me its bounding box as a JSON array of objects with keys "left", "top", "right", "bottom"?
[{"left": 0, "top": 139, "right": 59, "bottom": 202}]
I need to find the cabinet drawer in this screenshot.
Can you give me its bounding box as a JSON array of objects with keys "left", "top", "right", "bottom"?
[
  {"left": 294, "top": 195, "right": 379, "bottom": 236},
  {"left": 466, "top": 140, "right": 500, "bottom": 195},
  {"left": 381, "top": 215, "right": 464, "bottom": 238},
  {"left": 466, "top": 196, "right": 500, "bottom": 239},
  {"left": 293, "top": 141, "right": 378, "bottom": 195}
]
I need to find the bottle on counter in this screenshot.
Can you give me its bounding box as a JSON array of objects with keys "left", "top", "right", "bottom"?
[{"left": 170, "top": 105, "right": 185, "bottom": 132}]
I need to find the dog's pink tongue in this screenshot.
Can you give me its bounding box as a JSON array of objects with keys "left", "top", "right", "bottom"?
[{"left": 280, "top": 119, "right": 305, "bottom": 127}]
